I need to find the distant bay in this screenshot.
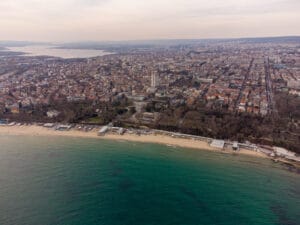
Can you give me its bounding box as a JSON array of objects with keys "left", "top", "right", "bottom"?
[
  {"left": 4, "top": 45, "right": 112, "bottom": 59},
  {"left": 0, "top": 135, "right": 299, "bottom": 225}
]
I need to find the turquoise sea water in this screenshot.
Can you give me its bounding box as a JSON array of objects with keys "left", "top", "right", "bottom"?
[{"left": 0, "top": 135, "right": 299, "bottom": 225}]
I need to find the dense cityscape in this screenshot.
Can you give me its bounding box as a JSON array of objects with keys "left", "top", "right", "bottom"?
[
  {"left": 1, "top": 0, "right": 300, "bottom": 224},
  {"left": 0, "top": 38, "right": 300, "bottom": 152}
]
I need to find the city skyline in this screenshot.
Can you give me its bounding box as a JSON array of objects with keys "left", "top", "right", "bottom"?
[{"left": 0, "top": 0, "right": 300, "bottom": 42}]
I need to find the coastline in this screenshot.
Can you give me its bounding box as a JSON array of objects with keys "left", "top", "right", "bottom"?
[{"left": 0, "top": 125, "right": 268, "bottom": 159}]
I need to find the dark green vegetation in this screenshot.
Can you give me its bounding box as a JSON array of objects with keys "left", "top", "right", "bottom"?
[
  {"left": 153, "top": 93, "right": 300, "bottom": 153},
  {"left": 1, "top": 92, "right": 299, "bottom": 153}
]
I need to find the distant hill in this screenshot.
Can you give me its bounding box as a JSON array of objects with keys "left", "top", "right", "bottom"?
[
  {"left": 1, "top": 36, "right": 299, "bottom": 50},
  {"left": 58, "top": 36, "right": 300, "bottom": 50},
  {"left": 0, "top": 41, "right": 48, "bottom": 47},
  {"left": 236, "top": 36, "right": 300, "bottom": 44}
]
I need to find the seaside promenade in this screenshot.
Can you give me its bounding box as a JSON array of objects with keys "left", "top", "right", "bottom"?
[{"left": 0, "top": 122, "right": 299, "bottom": 167}]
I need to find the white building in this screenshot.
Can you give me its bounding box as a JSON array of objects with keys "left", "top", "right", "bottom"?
[
  {"left": 44, "top": 123, "right": 54, "bottom": 128},
  {"left": 210, "top": 139, "right": 225, "bottom": 149},
  {"left": 232, "top": 142, "right": 239, "bottom": 151},
  {"left": 273, "top": 147, "right": 296, "bottom": 158},
  {"left": 98, "top": 126, "right": 109, "bottom": 136}
]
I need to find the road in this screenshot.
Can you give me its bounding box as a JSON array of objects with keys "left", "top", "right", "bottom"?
[
  {"left": 264, "top": 57, "right": 275, "bottom": 114},
  {"left": 235, "top": 58, "right": 254, "bottom": 110}
]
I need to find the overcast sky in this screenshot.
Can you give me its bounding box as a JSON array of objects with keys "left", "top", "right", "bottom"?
[{"left": 0, "top": 0, "right": 299, "bottom": 42}]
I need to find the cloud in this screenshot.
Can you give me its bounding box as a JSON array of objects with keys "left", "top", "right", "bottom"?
[{"left": 0, "top": 0, "right": 299, "bottom": 41}]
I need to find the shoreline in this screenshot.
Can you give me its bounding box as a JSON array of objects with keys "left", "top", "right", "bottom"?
[
  {"left": 0, "top": 125, "right": 270, "bottom": 159},
  {"left": 1, "top": 124, "right": 300, "bottom": 171}
]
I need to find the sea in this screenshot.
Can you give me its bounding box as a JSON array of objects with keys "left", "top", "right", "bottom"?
[
  {"left": 0, "top": 135, "right": 299, "bottom": 225},
  {"left": 4, "top": 45, "right": 112, "bottom": 59}
]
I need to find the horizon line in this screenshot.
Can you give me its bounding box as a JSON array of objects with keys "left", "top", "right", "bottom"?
[{"left": 1, "top": 35, "right": 300, "bottom": 44}]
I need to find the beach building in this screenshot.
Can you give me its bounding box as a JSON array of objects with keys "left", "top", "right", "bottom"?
[
  {"left": 210, "top": 139, "right": 225, "bottom": 149},
  {"left": 56, "top": 125, "right": 72, "bottom": 131},
  {"left": 98, "top": 126, "right": 108, "bottom": 136},
  {"left": 118, "top": 128, "right": 125, "bottom": 135},
  {"left": 285, "top": 155, "right": 300, "bottom": 162},
  {"left": 232, "top": 142, "right": 239, "bottom": 151},
  {"left": 273, "top": 147, "right": 296, "bottom": 158},
  {"left": 44, "top": 123, "right": 54, "bottom": 128}
]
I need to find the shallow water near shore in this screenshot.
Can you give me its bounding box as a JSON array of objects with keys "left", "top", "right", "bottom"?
[{"left": 0, "top": 135, "right": 299, "bottom": 225}]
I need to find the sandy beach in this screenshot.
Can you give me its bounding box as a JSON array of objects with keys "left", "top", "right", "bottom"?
[{"left": 0, "top": 125, "right": 269, "bottom": 159}]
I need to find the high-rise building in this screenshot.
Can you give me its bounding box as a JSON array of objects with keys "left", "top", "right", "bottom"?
[{"left": 151, "top": 72, "right": 158, "bottom": 88}]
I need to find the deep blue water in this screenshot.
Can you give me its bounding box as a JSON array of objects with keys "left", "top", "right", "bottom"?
[{"left": 0, "top": 135, "right": 299, "bottom": 225}]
